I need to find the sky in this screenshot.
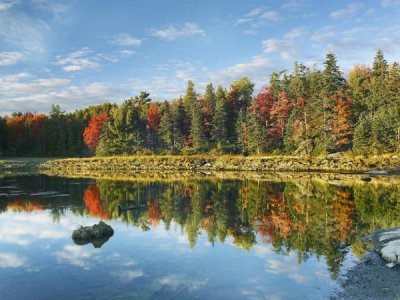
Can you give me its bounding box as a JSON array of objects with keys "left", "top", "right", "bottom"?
[{"left": 0, "top": 0, "right": 400, "bottom": 116}]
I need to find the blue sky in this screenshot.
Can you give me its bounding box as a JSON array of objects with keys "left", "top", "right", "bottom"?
[{"left": 0, "top": 0, "right": 399, "bottom": 115}]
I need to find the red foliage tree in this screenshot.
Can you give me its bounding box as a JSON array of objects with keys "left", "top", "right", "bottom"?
[
  {"left": 332, "top": 93, "right": 353, "bottom": 150},
  {"left": 268, "top": 91, "right": 292, "bottom": 142},
  {"left": 83, "top": 183, "right": 110, "bottom": 219},
  {"left": 147, "top": 197, "right": 161, "bottom": 228},
  {"left": 251, "top": 86, "right": 275, "bottom": 124},
  {"left": 146, "top": 103, "right": 161, "bottom": 132},
  {"left": 83, "top": 112, "right": 109, "bottom": 151}
]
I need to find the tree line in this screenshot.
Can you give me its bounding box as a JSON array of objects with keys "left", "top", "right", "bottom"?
[{"left": 1, "top": 50, "right": 399, "bottom": 157}]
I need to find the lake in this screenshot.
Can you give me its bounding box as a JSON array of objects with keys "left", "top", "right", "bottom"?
[{"left": 0, "top": 174, "right": 399, "bottom": 299}]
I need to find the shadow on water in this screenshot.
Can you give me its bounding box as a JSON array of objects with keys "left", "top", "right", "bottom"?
[{"left": 72, "top": 236, "right": 112, "bottom": 248}]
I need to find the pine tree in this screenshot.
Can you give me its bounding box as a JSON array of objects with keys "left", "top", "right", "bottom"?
[
  {"left": 183, "top": 81, "right": 196, "bottom": 117},
  {"left": 235, "top": 109, "right": 248, "bottom": 154},
  {"left": 211, "top": 87, "right": 229, "bottom": 151},
  {"left": 226, "top": 77, "right": 254, "bottom": 145},
  {"left": 190, "top": 98, "right": 207, "bottom": 151},
  {"left": 386, "top": 62, "right": 400, "bottom": 105},
  {"left": 348, "top": 65, "right": 372, "bottom": 119},
  {"left": 201, "top": 83, "right": 216, "bottom": 142},
  {"left": 313, "top": 53, "right": 346, "bottom": 153},
  {"left": 369, "top": 50, "right": 389, "bottom": 114},
  {"left": 247, "top": 111, "right": 266, "bottom": 154},
  {"left": 159, "top": 102, "right": 175, "bottom": 152},
  {"left": 353, "top": 115, "right": 372, "bottom": 155}
]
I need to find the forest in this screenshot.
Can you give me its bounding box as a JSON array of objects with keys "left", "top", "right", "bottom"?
[{"left": 0, "top": 50, "right": 399, "bottom": 157}]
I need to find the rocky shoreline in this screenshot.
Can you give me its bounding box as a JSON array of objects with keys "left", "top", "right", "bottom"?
[
  {"left": 333, "top": 227, "right": 400, "bottom": 299},
  {"left": 37, "top": 154, "right": 400, "bottom": 174},
  {"left": 1, "top": 154, "right": 400, "bottom": 175},
  {"left": 333, "top": 250, "right": 399, "bottom": 300}
]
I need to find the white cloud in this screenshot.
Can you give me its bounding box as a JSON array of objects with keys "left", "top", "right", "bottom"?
[
  {"left": 209, "top": 55, "right": 274, "bottom": 87},
  {"left": 55, "top": 47, "right": 100, "bottom": 72},
  {"left": 260, "top": 10, "right": 281, "bottom": 21},
  {"left": 330, "top": 3, "right": 363, "bottom": 19},
  {"left": 243, "top": 30, "right": 258, "bottom": 35},
  {"left": 284, "top": 27, "right": 308, "bottom": 39},
  {"left": 0, "top": 13, "right": 49, "bottom": 52},
  {"left": 159, "top": 275, "right": 207, "bottom": 292},
  {"left": 119, "top": 49, "right": 136, "bottom": 58},
  {"left": 0, "top": 252, "right": 26, "bottom": 268},
  {"left": 0, "top": 0, "right": 17, "bottom": 11},
  {"left": 281, "top": 0, "right": 304, "bottom": 10},
  {"left": 0, "top": 211, "right": 71, "bottom": 245},
  {"left": 312, "top": 31, "right": 336, "bottom": 41},
  {"left": 151, "top": 23, "right": 205, "bottom": 41},
  {"left": 110, "top": 33, "right": 142, "bottom": 46},
  {"left": 0, "top": 51, "right": 25, "bottom": 65},
  {"left": 262, "top": 38, "right": 291, "bottom": 52},
  {"left": 112, "top": 270, "right": 144, "bottom": 282},
  {"left": 237, "top": 17, "right": 252, "bottom": 24},
  {"left": 54, "top": 244, "right": 98, "bottom": 270},
  {"left": 0, "top": 73, "right": 128, "bottom": 115},
  {"left": 245, "top": 8, "right": 264, "bottom": 17},
  {"left": 32, "top": 0, "right": 71, "bottom": 20},
  {"left": 288, "top": 273, "right": 308, "bottom": 284}
]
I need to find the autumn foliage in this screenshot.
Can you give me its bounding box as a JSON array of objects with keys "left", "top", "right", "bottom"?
[
  {"left": 83, "top": 112, "right": 109, "bottom": 151},
  {"left": 7, "top": 200, "right": 44, "bottom": 213},
  {"left": 146, "top": 103, "right": 161, "bottom": 132},
  {"left": 332, "top": 93, "right": 353, "bottom": 149},
  {"left": 83, "top": 183, "right": 110, "bottom": 219}
]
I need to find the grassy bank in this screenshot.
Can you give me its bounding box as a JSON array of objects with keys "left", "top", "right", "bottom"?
[
  {"left": 39, "top": 153, "right": 400, "bottom": 174},
  {"left": 2, "top": 154, "right": 400, "bottom": 177}
]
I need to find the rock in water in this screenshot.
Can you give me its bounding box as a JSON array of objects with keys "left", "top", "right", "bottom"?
[
  {"left": 370, "top": 227, "right": 400, "bottom": 267},
  {"left": 72, "top": 221, "right": 114, "bottom": 248}
]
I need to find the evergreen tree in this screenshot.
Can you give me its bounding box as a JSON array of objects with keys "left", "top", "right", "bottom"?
[
  {"left": 353, "top": 115, "right": 372, "bottom": 155},
  {"left": 235, "top": 109, "right": 248, "bottom": 154},
  {"left": 159, "top": 102, "right": 175, "bottom": 152},
  {"left": 247, "top": 111, "right": 266, "bottom": 154},
  {"left": 386, "top": 62, "right": 400, "bottom": 105},
  {"left": 369, "top": 49, "right": 389, "bottom": 114},
  {"left": 201, "top": 83, "right": 216, "bottom": 142},
  {"left": 190, "top": 97, "right": 207, "bottom": 151},
  {"left": 211, "top": 87, "right": 229, "bottom": 151}
]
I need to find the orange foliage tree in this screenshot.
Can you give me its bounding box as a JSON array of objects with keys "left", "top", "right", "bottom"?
[
  {"left": 83, "top": 112, "right": 109, "bottom": 151},
  {"left": 83, "top": 183, "right": 110, "bottom": 219},
  {"left": 332, "top": 92, "right": 353, "bottom": 150}
]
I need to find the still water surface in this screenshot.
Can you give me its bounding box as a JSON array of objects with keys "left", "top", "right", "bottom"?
[{"left": 1, "top": 174, "right": 399, "bottom": 299}]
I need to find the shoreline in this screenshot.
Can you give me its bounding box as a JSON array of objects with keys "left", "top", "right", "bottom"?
[
  {"left": 332, "top": 250, "right": 399, "bottom": 300},
  {"left": 38, "top": 154, "right": 400, "bottom": 173},
  {"left": 1, "top": 154, "right": 400, "bottom": 178}
]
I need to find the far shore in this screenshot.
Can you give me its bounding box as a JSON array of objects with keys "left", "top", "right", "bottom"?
[{"left": 1, "top": 153, "right": 400, "bottom": 177}]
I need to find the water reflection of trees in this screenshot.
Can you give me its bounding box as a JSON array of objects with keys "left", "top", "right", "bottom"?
[
  {"left": 2, "top": 176, "right": 400, "bottom": 277},
  {"left": 89, "top": 179, "right": 400, "bottom": 277}
]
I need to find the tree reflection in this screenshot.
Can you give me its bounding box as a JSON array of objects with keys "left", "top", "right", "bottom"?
[{"left": 2, "top": 175, "right": 400, "bottom": 278}]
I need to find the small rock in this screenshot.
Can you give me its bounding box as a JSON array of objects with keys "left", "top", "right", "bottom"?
[{"left": 72, "top": 221, "right": 114, "bottom": 248}]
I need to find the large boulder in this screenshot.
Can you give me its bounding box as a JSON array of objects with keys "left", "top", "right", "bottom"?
[
  {"left": 72, "top": 221, "right": 114, "bottom": 248},
  {"left": 370, "top": 227, "right": 400, "bottom": 267}
]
